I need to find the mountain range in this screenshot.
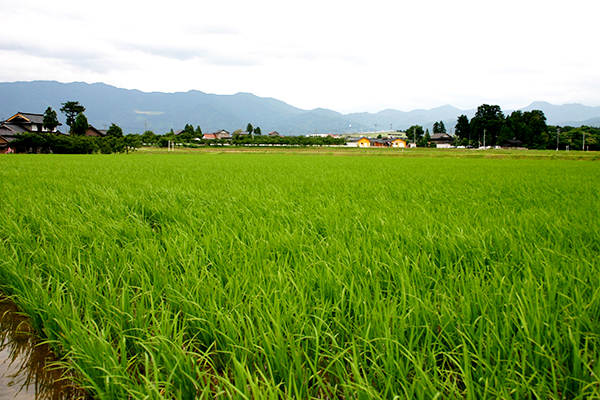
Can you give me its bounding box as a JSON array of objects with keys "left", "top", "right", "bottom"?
[{"left": 1, "top": 81, "right": 599, "bottom": 135}]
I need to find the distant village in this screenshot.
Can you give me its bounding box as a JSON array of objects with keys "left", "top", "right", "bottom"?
[
  {"left": 0, "top": 109, "right": 452, "bottom": 154},
  {"left": 1, "top": 102, "right": 596, "bottom": 153}
]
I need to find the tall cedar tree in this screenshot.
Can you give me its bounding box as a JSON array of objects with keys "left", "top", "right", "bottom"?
[
  {"left": 432, "top": 121, "right": 446, "bottom": 133},
  {"left": 455, "top": 115, "right": 471, "bottom": 141},
  {"left": 43, "top": 107, "right": 60, "bottom": 132}
]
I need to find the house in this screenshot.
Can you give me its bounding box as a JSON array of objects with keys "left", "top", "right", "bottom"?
[
  {"left": 430, "top": 132, "right": 453, "bottom": 148},
  {"left": 390, "top": 138, "right": 407, "bottom": 148},
  {"left": 1, "top": 112, "right": 61, "bottom": 134},
  {"left": 268, "top": 131, "right": 281, "bottom": 137},
  {"left": 0, "top": 111, "right": 62, "bottom": 153},
  {"left": 357, "top": 138, "right": 370, "bottom": 147},
  {"left": 204, "top": 130, "right": 230, "bottom": 140},
  {"left": 84, "top": 126, "right": 106, "bottom": 137}
]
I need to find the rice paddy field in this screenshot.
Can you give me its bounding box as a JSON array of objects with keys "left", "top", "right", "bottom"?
[{"left": 0, "top": 151, "right": 599, "bottom": 399}]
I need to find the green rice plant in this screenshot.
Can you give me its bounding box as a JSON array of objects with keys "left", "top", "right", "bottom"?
[{"left": 0, "top": 153, "right": 598, "bottom": 399}]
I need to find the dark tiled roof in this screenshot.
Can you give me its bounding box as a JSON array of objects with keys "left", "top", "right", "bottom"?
[
  {"left": 0, "top": 135, "right": 16, "bottom": 143},
  {"left": 18, "top": 112, "right": 45, "bottom": 124},
  {"left": 0, "top": 123, "right": 29, "bottom": 133},
  {"left": 6, "top": 112, "right": 45, "bottom": 125},
  {"left": 430, "top": 132, "right": 452, "bottom": 140}
]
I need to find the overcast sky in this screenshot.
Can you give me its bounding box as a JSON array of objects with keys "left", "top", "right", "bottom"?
[{"left": 2, "top": 0, "right": 599, "bottom": 113}]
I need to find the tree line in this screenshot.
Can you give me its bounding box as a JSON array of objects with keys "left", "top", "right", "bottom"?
[{"left": 403, "top": 104, "right": 598, "bottom": 150}]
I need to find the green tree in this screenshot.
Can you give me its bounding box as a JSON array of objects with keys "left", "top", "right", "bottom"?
[
  {"left": 254, "top": 126, "right": 262, "bottom": 136},
  {"left": 419, "top": 131, "right": 431, "bottom": 147},
  {"left": 124, "top": 134, "right": 142, "bottom": 153},
  {"left": 523, "top": 110, "right": 548, "bottom": 149},
  {"left": 406, "top": 125, "right": 424, "bottom": 144},
  {"left": 60, "top": 101, "right": 86, "bottom": 130},
  {"left": 71, "top": 113, "right": 89, "bottom": 136},
  {"left": 246, "top": 123, "right": 254, "bottom": 135},
  {"left": 470, "top": 104, "right": 505, "bottom": 146},
  {"left": 455, "top": 115, "right": 471, "bottom": 142},
  {"left": 505, "top": 110, "right": 526, "bottom": 143},
  {"left": 498, "top": 124, "right": 514, "bottom": 146},
  {"left": 178, "top": 124, "right": 195, "bottom": 142},
  {"left": 142, "top": 130, "right": 156, "bottom": 145},
  {"left": 432, "top": 121, "right": 446, "bottom": 133},
  {"left": 504, "top": 110, "right": 548, "bottom": 149},
  {"left": 43, "top": 107, "right": 60, "bottom": 132},
  {"left": 157, "top": 136, "right": 170, "bottom": 148},
  {"left": 195, "top": 125, "right": 203, "bottom": 138},
  {"left": 106, "top": 123, "right": 124, "bottom": 138}
]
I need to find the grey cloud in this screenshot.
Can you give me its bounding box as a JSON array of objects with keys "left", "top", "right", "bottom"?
[
  {"left": 0, "top": 39, "right": 120, "bottom": 74},
  {"left": 115, "top": 42, "right": 262, "bottom": 66}
]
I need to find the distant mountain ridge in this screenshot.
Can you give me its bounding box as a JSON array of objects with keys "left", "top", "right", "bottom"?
[{"left": 1, "top": 81, "right": 598, "bottom": 134}]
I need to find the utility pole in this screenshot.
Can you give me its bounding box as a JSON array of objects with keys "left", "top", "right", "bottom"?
[
  {"left": 583, "top": 130, "right": 585, "bottom": 151},
  {"left": 556, "top": 127, "right": 560, "bottom": 151},
  {"left": 483, "top": 129, "right": 486, "bottom": 149}
]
